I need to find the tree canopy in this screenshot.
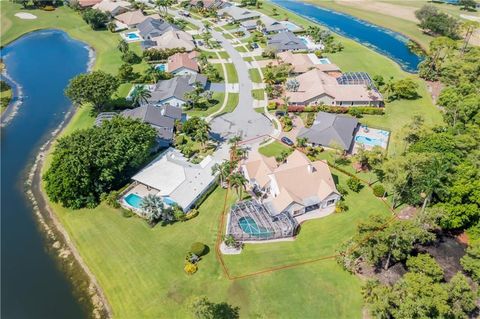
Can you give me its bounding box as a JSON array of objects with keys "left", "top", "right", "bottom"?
[{"left": 43, "top": 117, "right": 156, "bottom": 209}]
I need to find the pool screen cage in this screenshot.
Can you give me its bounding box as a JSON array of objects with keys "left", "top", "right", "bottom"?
[
  {"left": 337, "top": 72, "right": 376, "bottom": 89},
  {"left": 227, "top": 200, "right": 299, "bottom": 242}
]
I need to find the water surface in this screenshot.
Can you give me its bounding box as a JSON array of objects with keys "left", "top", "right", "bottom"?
[
  {"left": 271, "top": 0, "right": 423, "bottom": 72},
  {"left": 1, "top": 30, "right": 90, "bottom": 319}
]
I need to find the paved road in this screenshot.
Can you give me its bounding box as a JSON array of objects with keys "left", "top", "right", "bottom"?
[{"left": 168, "top": 9, "right": 273, "bottom": 143}]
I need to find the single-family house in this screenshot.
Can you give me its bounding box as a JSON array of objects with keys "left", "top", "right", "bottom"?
[
  {"left": 266, "top": 31, "right": 308, "bottom": 52},
  {"left": 277, "top": 51, "right": 341, "bottom": 75},
  {"left": 285, "top": 69, "right": 383, "bottom": 107},
  {"left": 92, "top": 0, "right": 131, "bottom": 16},
  {"left": 240, "top": 15, "right": 287, "bottom": 33},
  {"left": 120, "top": 104, "right": 182, "bottom": 146},
  {"left": 242, "top": 150, "right": 341, "bottom": 217},
  {"left": 297, "top": 112, "right": 359, "bottom": 151},
  {"left": 218, "top": 6, "right": 260, "bottom": 22},
  {"left": 78, "top": 0, "right": 102, "bottom": 8},
  {"left": 115, "top": 10, "right": 160, "bottom": 28},
  {"left": 190, "top": 0, "right": 226, "bottom": 9},
  {"left": 124, "top": 147, "right": 218, "bottom": 212},
  {"left": 138, "top": 17, "right": 179, "bottom": 40},
  {"left": 167, "top": 51, "right": 200, "bottom": 75},
  {"left": 144, "top": 30, "right": 196, "bottom": 51},
  {"left": 147, "top": 73, "right": 208, "bottom": 107}
]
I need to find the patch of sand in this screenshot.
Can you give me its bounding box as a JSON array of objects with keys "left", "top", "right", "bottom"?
[
  {"left": 336, "top": 0, "right": 419, "bottom": 23},
  {"left": 14, "top": 12, "right": 37, "bottom": 20}
]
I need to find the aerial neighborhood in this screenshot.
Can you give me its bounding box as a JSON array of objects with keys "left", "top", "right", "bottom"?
[{"left": 4, "top": 0, "right": 479, "bottom": 317}]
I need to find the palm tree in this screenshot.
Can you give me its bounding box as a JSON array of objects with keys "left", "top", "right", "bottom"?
[
  {"left": 140, "top": 194, "right": 164, "bottom": 225},
  {"left": 131, "top": 85, "right": 151, "bottom": 106},
  {"left": 297, "top": 137, "right": 307, "bottom": 149},
  {"left": 211, "top": 161, "right": 232, "bottom": 188},
  {"left": 228, "top": 172, "right": 247, "bottom": 198},
  {"left": 460, "top": 21, "right": 479, "bottom": 54},
  {"left": 194, "top": 126, "right": 209, "bottom": 149},
  {"left": 145, "top": 65, "right": 164, "bottom": 84},
  {"left": 156, "top": 0, "right": 172, "bottom": 17},
  {"left": 117, "top": 39, "right": 129, "bottom": 54},
  {"left": 420, "top": 158, "right": 449, "bottom": 214}
]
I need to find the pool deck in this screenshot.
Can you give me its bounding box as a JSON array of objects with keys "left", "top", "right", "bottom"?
[{"left": 353, "top": 126, "right": 390, "bottom": 154}]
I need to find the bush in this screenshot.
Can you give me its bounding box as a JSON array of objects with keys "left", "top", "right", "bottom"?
[
  {"left": 43, "top": 5, "right": 55, "bottom": 11},
  {"left": 101, "top": 190, "right": 121, "bottom": 208},
  {"left": 336, "top": 185, "right": 349, "bottom": 196},
  {"left": 185, "top": 209, "right": 199, "bottom": 220},
  {"left": 335, "top": 200, "right": 348, "bottom": 213},
  {"left": 121, "top": 208, "right": 134, "bottom": 218},
  {"left": 347, "top": 177, "right": 363, "bottom": 192},
  {"left": 373, "top": 184, "right": 385, "bottom": 197},
  {"left": 267, "top": 101, "right": 277, "bottom": 110},
  {"left": 348, "top": 108, "right": 363, "bottom": 118},
  {"left": 190, "top": 242, "right": 207, "bottom": 256},
  {"left": 184, "top": 262, "right": 198, "bottom": 275},
  {"left": 122, "top": 51, "right": 141, "bottom": 64}
]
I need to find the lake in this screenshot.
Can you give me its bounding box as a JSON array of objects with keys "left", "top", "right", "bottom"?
[
  {"left": 1, "top": 30, "right": 90, "bottom": 319},
  {"left": 271, "top": 0, "right": 423, "bottom": 72}
]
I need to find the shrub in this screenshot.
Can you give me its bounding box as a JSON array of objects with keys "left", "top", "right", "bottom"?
[
  {"left": 101, "top": 190, "right": 121, "bottom": 208},
  {"left": 121, "top": 208, "right": 134, "bottom": 218},
  {"left": 287, "top": 105, "right": 305, "bottom": 112},
  {"left": 335, "top": 200, "right": 348, "bottom": 213},
  {"left": 43, "top": 5, "right": 55, "bottom": 11},
  {"left": 336, "top": 185, "right": 349, "bottom": 196},
  {"left": 267, "top": 101, "right": 277, "bottom": 110},
  {"left": 190, "top": 242, "right": 207, "bottom": 256},
  {"left": 185, "top": 252, "right": 200, "bottom": 264},
  {"left": 314, "top": 50, "right": 322, "bottom": 58},
  {"left": 348, "top": 108, "right": 363, "bottom": 118},
  {"left": 185, "top": 209, "right": 199, "bottom": 220},
  {"left": 373, "top": 184, "right": 385, "bottom": 197},
  {"left": 184, "top": 262, "right": 198, "bottom": 275},
  {"left": 347, "top": 177, "right": 362, "bottom": 192},
  {"left": 122, "top": 51, "right": 141, "bottom": 64}
]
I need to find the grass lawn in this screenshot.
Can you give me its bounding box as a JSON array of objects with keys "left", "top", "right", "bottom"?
[
  {"left": 222, "top": 93, "right": 239, "bottom": 113},
  {"left": 1, "top": 87, "right": 12, "bottom": 112},
  {"left": 254, "top": 107, "right": 264, "bottom": 113},
  {"left": 217, "top": 51, "right": 230, "bottom": 59},
  {"left": 258, "top": 140, "right": 291, "bottom": 157},
  {"left": 235, "top": 45, "right": 248, "bottom": 53},
  {"left": 251, "top": 88, "right": 265, "bottom": 100},
  {"left": 243, "top": 56, "right": 254, "bottom": 62},
  {"left": 224, "top": 63, "right": 238, "bottom": 83},
  {"left": 185, "top": 92, "right": 226, "bottom": 118},
  {"left": 222, "top": 23, "right": 240, "bottom": 30},
  {"left": 211, "top": 63, "right": 225, "bottom": 82},
  {"left": 223, "top": 32, "right": 234, "bottom": 40},
  {"left": 248, "top": 68, "right": 262, "bottom": 83},
  {"left": 200, "top": 50, "right": 218, "bottom": 59}
]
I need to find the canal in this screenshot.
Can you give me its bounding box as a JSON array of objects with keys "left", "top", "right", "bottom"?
[
  {"left": 1, "top": 30, "right": 90, "bottom": 318},
  {"left": 271, "top": 0, "right": 423, "bottom": 72}
]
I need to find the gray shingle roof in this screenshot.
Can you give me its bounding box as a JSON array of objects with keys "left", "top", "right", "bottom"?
[
  {"left": 137, "top": 17, "right": 178, "bottom": 39},
  {"left": 297, "top": 112, "right": 359, "bottom": 151},
  {"left": 267, "top": 31, "right": 308, "bottom": 52},
  {"left": 148, "top": 74, "right": 208, "bottom": 104}
]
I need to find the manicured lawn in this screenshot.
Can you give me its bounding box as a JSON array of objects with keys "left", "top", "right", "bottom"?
[
  {"left": 224, "top": 63, "right": 238, "bottom": 83},
  {"left": 223, "top": 93, "right": 239, "bottom": 113},
  {"left": 217, "top": 51, "right": 230, "bottom": 59},
  {"left": 211, "top": 63, "right": 225, "bottom": 82},
  {"left": 222, "top": 23, "right": 240, "bottom": 30},
  {"left": 200, "top": 50, "right": 218, "bottom": 59},
  {"left": 223, "top": 32, "right": 234, "bottom": 40},
  {"left": 235, "top": 45, "right": 248, "bottom": 53},
  {"left": 258, "top": 141, "right": 291, "bottom": 157},
  {"left": 243, "top": 56, "right": 254, "bottom": 62},
  {"left": 251, "top": 88, "right": 265, "bottom": 100},
  {"left": 185, "top": 92, "right": 226, "bottom": 118},
  {"left": 248, "top": 68, "right": 262, "bottom": 83},
  {"left": 254, "top": 107, "right": 264, "bottom": 113}
]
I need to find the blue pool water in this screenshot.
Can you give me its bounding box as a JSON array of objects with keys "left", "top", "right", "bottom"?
[
  {"left": 124, "top": 193, "right": 143, "bottom": 208},
  {"left": 163, "top": 196, "right": 176, "bottom": 206},
  {"left": 318, "top": 58, "right": 331, "bottom": 64},
  {"left": 355, "top": 135, "right": 383, "bottom": 147},
  {"left": 126, "top": 32, "right": 140, "bottom": 40},
  {"left": 271, "top": 0, "right": 423, "bottom": 72},
  {"left": 281, "top": 20, "right": 301, "bottom": 31},
  {"left": 155, "top": 64, "right": 166, "bottom": 71},
  {"left": 300, "top": 37, "right": 308, "bottom": 45},
  {"left": 238, "top": 217, "right": 273, "bottom": 238}
]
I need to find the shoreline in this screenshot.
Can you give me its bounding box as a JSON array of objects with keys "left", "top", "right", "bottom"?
[{"left": 14, "top": 31, "right": 113, "bottom": 318}]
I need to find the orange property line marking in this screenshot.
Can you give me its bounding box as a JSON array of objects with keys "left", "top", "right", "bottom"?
[{"left": 214, "top": 135, "right": 398, "bottom": 281}]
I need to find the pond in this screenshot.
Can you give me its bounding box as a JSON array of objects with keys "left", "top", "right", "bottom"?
[
  {"left": 271, "top": 0, "right": 423, "bottom": 72},
  {"left": 1, "top": 30, "right": 90, "bottom": 318}
]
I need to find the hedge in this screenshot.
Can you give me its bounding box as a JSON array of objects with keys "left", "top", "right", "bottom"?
[{"left": 287, "top": 105, "right": 384, "bottom": 115}]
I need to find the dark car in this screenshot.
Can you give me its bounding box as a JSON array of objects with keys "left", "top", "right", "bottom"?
[
  {"left": 281, "top": 137, "right": 294, "bottom": 146},
  {"left": 250, "top": 42, "right": 259, "bottom": 49}
]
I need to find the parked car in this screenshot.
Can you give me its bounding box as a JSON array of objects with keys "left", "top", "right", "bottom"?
[
  {"left": 281, "top": 137, "right": 294, "bottom": 146},
  {"left": 250, "top": 42, "right": 259, "bottom": 49},
  {"left": 275, "top": 110, "right": 285, "bottom": 117}
]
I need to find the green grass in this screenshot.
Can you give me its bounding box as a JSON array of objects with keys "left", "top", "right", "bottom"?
[
  {"left": 223, "top": 93, "right": 239, "bottom": 113},
  {"left": 235, "top": 45, "right": 248, "bottom": 53},
  {"left": 248, "top": 68, "right": 262, "bottom": 83},
  {"left": 243, "top": 56, "right": 254, "bottom": 62},
  {"left": 258, "top": 140, "right": 291, "bottom": 157},
  {"left": 254, "top": 107, "right": 264, "bottom": 113},
  {"left": 211, "top": 63, "right": 225, "bottom": 82},
  {"left": 185, "top": 92, "right": 226, "bottom": 118},
  {"left": 217, "top": 51, "right": 230, "bottom": 59},
  {"left": 200, "top": 50, "right": 218, "bottom": 59},
  {"left": 251, "top": 88, "right": 265, "bottom": 100},
  {"left": 0, "top": 87, "right": 12, "bottom": 112},
  {"left": 224, "top": 63, "right": 238, "bottom": 83},
  {"left": 222, "top": 23, "right": 240, "bottom": 30},
  {"left": 223, "top": 32, "right": 234, "bottom": 40}
]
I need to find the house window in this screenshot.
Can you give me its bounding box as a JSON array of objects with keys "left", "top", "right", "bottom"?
[{"left": 327, "top": 199, "right": 336, "bottom": 206}]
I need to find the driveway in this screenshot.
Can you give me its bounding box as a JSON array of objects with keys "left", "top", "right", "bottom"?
[{"left": 168, "top": 9, "right": 274, "bottom": 143}]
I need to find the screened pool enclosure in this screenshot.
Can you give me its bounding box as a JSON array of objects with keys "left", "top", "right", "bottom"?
[{"left": 227, "top": 201, "right": 299, "bottom": 241}]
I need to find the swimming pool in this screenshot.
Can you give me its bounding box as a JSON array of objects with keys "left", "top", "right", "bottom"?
[
  {"left": 126, "top": 32, "right": 140, "bottom": 40},
  {"left": 155, "top": 64, "right": 166, "bottom": 72},
  {"left": 238, "top": 217, "right": 273, "bottom": 238},
  {"left": 124, "top": 193, "right": 143, "bottom": 209},
  {"left": 280, "top": 20, "right": 302, "bottom": 32},
  {"left": 355, "top": 135, "right": 383, "bottom": 147},
  {"left": 163, "top": 196, "right": 176, "bottom": 206},
  {"left": 318, "top": 58, "right": 331, "bottom": 64}
]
